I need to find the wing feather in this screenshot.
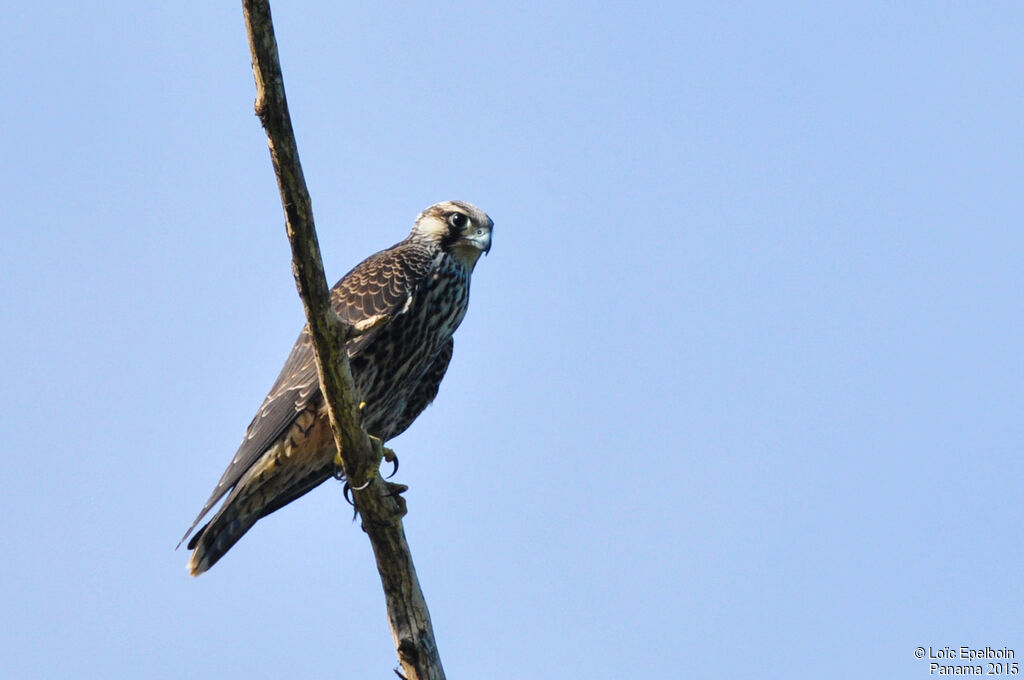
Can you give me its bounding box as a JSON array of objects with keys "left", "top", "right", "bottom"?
[{"left": 179, "top": 241, "right": 435, "bottom": 546}]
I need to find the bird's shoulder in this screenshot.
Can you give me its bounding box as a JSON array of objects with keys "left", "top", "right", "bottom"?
[{"left": 329, "top": 239, "right": 437, "bottom": 323}]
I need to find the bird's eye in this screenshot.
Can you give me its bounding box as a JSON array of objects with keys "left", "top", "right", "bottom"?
[{"left": 448, "top": 213, "right": 467, "bottom": 229}]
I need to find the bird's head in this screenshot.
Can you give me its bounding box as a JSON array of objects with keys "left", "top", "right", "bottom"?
[{"left": 410, "top": 200, "right": 493, "bottom": 269}]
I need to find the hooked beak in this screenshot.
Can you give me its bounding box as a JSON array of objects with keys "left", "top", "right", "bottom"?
[{"left": 459, "top": 226, "right": 492, "bottom": 255}]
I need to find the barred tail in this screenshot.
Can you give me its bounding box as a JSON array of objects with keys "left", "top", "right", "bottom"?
[
  {"left": 184, "top": 463, "right": 331, "bottom": 576},
  {"left": 186, "top": 506, "right": 259, "bottom": 577}
]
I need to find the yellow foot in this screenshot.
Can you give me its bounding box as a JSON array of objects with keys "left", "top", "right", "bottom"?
[
  {"left": 331, "top": 449, "right": 348, "bottom": 482},
  {"left": 335, "top": 435, "right": 399, "bottom": 486},
  {"left": 366, "top": 434, "right": 395, "bottom": 465},
  {"left": 368, "top": 435, "right": 399, "bottom": 478}
]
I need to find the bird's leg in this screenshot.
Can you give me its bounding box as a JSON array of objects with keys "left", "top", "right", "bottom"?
[
  {"left": 364, "top": 432, "right": 399, "bottom": 479},
  {"left": 382, "top": 444, "right": 400, "bottom": 478},
  {"left": 336, "top": 433, "right": 399, "bottom": 517},
  {"left": 366, "top": 437, "right": 409, "bottom": 524},
  {"left": 342, "top": 434, "right": 396, "bottom": 491},
  {"left": 341, "top": 401, "right": 396, "bottom": 480}
]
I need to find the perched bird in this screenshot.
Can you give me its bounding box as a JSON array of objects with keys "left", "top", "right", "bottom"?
[{"left": 179, "top": 201, "right": 493, "bottom": 575}]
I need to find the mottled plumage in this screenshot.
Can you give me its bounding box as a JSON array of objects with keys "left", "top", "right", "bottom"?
[{"left": 180, "top": 201, "right": 492, "bottom": 575}]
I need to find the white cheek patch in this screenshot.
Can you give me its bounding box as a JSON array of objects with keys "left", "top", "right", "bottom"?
[{"left": 414, "top": 216, "right": 449, "bottom": 241}]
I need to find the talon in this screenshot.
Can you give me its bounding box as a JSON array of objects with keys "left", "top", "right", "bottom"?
[
  {"left": 385, "top": 454, "right": 399, "bottom": 479},
  {"left": 378, "top": 444, "right": 399, "bottom": 478},
  {"left": 340, "top": 482, "right": 359, "bottom": 520},
  {"left": 367, "top": 434, "right": 395, "bottom": 468}
]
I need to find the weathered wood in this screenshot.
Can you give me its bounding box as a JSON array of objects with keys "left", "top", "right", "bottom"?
[{"left": 240, "top": 3, "right": 446, "bottom": 678}]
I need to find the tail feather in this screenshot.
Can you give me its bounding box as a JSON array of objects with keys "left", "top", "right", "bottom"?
[
  {"left": 186, "top": 510, "right": 260, "bottom": 577},
  {"left": 180, "top": 428, "right": 336, "bottom": 576},
  {"left": 183, "top": 466, "right": 332, "bottom": 576}
]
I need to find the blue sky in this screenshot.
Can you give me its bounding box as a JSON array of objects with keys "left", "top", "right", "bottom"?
[{"left": 2, "top": 2, "right": 1021, "bottom": 678}]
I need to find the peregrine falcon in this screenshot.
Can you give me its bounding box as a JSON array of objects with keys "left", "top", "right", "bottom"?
[{"left": 179, "top": 201, "right": 493, "bottom": 575}]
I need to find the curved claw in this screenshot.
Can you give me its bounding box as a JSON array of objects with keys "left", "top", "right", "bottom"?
[
  {"left": 341, "top": 482, "right": 359, "bottom": 520},
  {"left": 332, "top": 449, "right": 346, "bottom": 481},
  {"left": 367, "top": 434, "right": 399, "bottom": 479},
  {"left": 385, "top": 454, "right": 400, "bottom": 479}
]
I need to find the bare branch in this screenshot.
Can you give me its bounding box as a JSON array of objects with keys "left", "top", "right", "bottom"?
[{"left": 240, "top": 2, "right": 446, "bottom": 678}]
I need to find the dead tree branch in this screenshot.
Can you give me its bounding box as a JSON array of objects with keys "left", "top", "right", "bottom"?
[{"left": 240, "top": 2, "right": 446, "bottom": 678}]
